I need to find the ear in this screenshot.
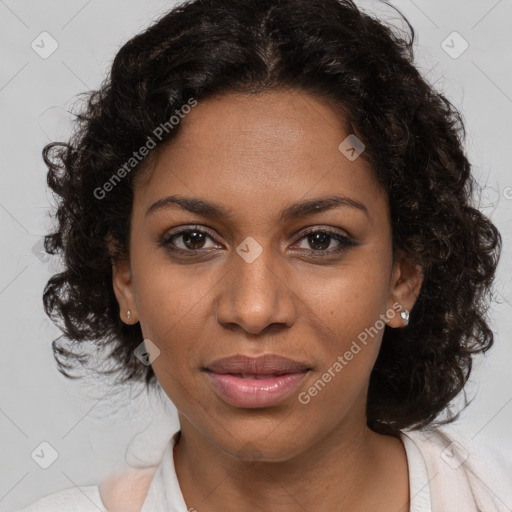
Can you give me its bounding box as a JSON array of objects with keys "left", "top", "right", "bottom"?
[
  {"left": 386, "top": 249, "right": 423, "bottom": 328},
  {"left": 112, "top": 256, "right": 139, "bottom": 325}
]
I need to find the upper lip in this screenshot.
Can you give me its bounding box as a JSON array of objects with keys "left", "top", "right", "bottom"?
[{"left": 205, "top": 354, "right": 310, "bottom": 375}]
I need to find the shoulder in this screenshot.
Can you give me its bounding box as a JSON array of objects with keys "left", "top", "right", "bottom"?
[
  {"left": 15, "top": 485, "right": 105, "bottom": 512},
  {"left": 98, "top": 466, "right": 158, "bottom": 512},
  {"left": 16, "top": 467, "right": 158, "bottom": 512},
  {"left": 403, "top": 424, "right": 512, "bottom": 509},
  {"left": 403, "top": 424, "right": 512, "bottom": 472}
]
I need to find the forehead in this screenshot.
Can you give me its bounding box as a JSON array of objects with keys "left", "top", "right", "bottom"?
[
  {"left": 158, "top": 89, "right": 355, "bottom": 165},
  {"left": 134, "top": 89, "right": 388, "bottom": 224}
]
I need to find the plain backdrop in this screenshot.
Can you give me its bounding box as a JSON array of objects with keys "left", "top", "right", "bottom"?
[{"left": 1, "top": 0, "right": 511, "bottom": 510}]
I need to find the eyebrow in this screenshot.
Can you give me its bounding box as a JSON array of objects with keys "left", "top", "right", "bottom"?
[{"left": 145, "top": 194, "right": 369, "bottom": 221}]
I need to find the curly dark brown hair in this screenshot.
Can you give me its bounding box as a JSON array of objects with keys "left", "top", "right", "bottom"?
[{"left": 42, "top": 0, "right": 502, "bottom": 436}]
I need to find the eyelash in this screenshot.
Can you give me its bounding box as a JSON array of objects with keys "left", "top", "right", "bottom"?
[{"left": 159, "top": 225, "right": 356, "bottom": 257}]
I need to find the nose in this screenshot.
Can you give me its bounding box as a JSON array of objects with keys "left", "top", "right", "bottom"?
[{"left": 215, "top": 245, "right": 297, "bottom": 335}]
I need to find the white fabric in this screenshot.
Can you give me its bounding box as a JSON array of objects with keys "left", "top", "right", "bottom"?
[
  {"left": 15, "top": 485, "right": 107, "bottom": 512},
  {"left": 401, "top": 433, "right": 432, "bottom": 512},
  {"left": 402, "top": 426, "right": 512, "bottom": 511},
  {"left": 16, "top": 426, "right": 512, "bottom": 512}
]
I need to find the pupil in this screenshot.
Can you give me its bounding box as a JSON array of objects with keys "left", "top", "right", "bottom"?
[
  {"left": 180, "top": 232, "right": 332, "bottom": 251},
  {"left": 309, "top": 232, "right": 330, "bottom": 250},
  {"left": 184, "top": 231, "right": 205, "bottom": 250}
]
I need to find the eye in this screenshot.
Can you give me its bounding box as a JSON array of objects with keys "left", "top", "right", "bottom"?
[
  {"left": 293, "top": 227, "right": 355, "bottom": 255},
  {"left": 161, "top": 226, "right": 220, "bottom": 252},
  {"left": 160, "top": 225, "right": 356, "bottom": 256}
]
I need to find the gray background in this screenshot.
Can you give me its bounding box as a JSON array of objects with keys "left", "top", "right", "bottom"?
[{"left": 1, "top": 1, "right": 511, "bottom": 510}]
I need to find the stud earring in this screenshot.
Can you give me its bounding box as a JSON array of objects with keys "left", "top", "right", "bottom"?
[
  {"left": 127, "top": 310, "right": 132, "bottom": 320},
  {"left": 400, "top": 309, "right": 409, "bottom": 326}
]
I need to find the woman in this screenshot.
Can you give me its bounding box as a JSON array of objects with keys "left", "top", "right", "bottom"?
[{"left": 19, "top": 0, "right": 511, "bottom": 510}]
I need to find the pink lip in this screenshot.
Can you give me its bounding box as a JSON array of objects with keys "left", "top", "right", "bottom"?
[
  {"left": 203, "top": 353, "right": 311, "bottom": 408},
  {"left": 205, "top": 371, "right": 309, "bottom": 408},
  {"left": 205, "top": 354, "right": 310, "bottom": 374}
]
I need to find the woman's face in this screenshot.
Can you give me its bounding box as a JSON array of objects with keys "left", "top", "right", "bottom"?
[{"left": 113, "top": 89, "right": 422, "bottom": 460}]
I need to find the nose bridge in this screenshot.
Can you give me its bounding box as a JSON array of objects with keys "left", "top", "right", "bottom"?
[
  {"left": 236, "top": 245, "right": 278, "bottom": 299},
  {"left": 215, "top": 237, "right": 296, "bottom": 333}
]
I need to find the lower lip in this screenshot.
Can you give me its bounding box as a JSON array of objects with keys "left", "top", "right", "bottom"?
[{"left": 205, "top": 371, "right": 308, "bottom": 408}]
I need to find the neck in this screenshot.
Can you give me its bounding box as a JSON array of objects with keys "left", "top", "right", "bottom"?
[{"left": 172, "top": 413, "right": 409, "bottom": 512}]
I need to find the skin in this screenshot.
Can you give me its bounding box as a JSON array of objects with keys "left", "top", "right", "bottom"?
[{"left": 112, "top": 89, "right": 423, "bottom": 511}]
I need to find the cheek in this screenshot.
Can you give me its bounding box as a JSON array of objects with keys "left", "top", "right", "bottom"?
[
  {"left": 131, "top": 261, "right": 225, "bottom": 400},
  {"left": 132, "top": 252, "right": 211, "bottom": 334},
  {"left": 301, "top": 253, "right": 391, "bottom": 336},
  {"left": 296, "top": 252, "right": 392, "bottom": 385},
  {"left": 298, "top": 282, "right": 388, "bottom": 416}
]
